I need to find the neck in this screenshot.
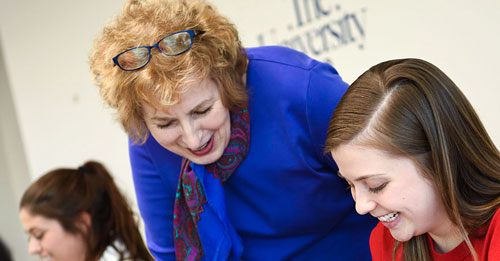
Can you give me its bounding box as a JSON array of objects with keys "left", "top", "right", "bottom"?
[{"left": 429, "top": 223, "right": 464, "bottom": 253}]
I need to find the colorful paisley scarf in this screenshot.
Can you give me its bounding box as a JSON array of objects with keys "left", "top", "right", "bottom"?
[{"left": 173, "top": 109, "right": 250, "bottom": 261}]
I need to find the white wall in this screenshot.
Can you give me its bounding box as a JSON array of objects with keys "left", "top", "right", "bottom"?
[
  {"left": 214, "top": 0, "right": 500, "bottom": 146},
  {"left": 1, "top": 0, "right": 499, "bottom": 259},
  {"left": 0, "top": 34, "right": 34, "bottom": 261}
]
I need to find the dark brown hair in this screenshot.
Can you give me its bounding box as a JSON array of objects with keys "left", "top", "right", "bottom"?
[
  {"left": 325, "top": 58, "right": 500, "bottom": 261},
  {"left": 90, "top": 0, "right": 248, "bottom": 143},
  {"left": 20, "top": 161, "right": 153, "bottom": 261}
]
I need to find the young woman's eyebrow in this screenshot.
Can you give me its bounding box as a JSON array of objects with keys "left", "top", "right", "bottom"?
[
  {"left": 355, "top": 174, "right": 384, "bottom": 182},
  {"left": 337, "top": 171, "right": 384, "bottom": 182}
]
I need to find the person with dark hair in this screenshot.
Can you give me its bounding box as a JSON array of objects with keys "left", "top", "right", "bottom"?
[
  {"left": 325, "top": 58, "right": 500, "bottom": 261},
  {"left": 19, "top": 161, "right": 153, "bottom": 261},
  {"left": 89, "top": 0, "right": 376, "bottom": 259}
]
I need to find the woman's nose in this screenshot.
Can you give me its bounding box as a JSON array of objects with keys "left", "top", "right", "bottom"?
[
  {"left": 181, "top": 122, "right": 202, "bottom": 150},
  {"left": 28, "top": 238, "right": 42, "bottom": 255},
  {"left": 354, "top": 189, "right": 376, "bottom": 215}
]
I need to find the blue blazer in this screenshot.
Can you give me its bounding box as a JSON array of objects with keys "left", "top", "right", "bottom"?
[{"left": 129, "top": 46, "right": 377, "bottom": 260}]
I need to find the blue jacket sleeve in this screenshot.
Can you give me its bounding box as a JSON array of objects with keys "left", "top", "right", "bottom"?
[
  {"left": 306, "top": 62, "right": 349, "bottom": 169},
  {"left": 128, "top": 137, "right": 182, "bottom": 260}
]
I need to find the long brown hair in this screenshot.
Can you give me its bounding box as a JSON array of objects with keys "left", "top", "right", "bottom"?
[
  {"left": 325, "top": 58, "right": 500, "bottom": 261},
  {"left": 20, "top": 161, "right": 153, "bottom": 261}
]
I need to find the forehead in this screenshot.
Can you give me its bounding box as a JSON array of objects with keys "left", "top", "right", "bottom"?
[
  {"left": 331, "top": 144, "right": 402, "bottom": 179},
  {"left": 19, "top": 208, "right": 59, "bottom": 231},
  {"left": 332, "top": 143, "right": 427, "bottom": 185}
]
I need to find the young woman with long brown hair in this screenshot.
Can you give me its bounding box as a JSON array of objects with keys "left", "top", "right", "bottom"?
[
  {"left": 19, "top": 161, "right": 153, "bottom": 261},
  {"left": 326, "top": 58, "right": 500, "bottom": 260}
]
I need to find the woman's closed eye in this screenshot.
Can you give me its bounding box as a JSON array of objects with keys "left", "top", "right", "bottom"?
[
  {"left": 157, "top": 121, "right": 175, "bottom": 129},
  {"left": 31, "top": 231, "right": 45, "bottom": 240},
  {"left": 368, "top": 182, "right": 388, "bottom": 194},
  {"left": 193, "top": 106, "right": 212, "bottom": 116}
]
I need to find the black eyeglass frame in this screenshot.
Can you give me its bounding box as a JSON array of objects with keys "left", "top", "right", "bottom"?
[{"left": 112, "top": 29, "right": 204, "bottom": 71}]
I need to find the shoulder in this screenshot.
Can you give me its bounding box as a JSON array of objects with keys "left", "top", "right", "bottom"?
[
  {"left": 245, "top": 46, "right": 346, "bottom": 96},
  {"left": 492, "top": 206, "right": 500, "bottom": 221},
  {"left": 485, "top": 206, "right": 500, "bottom": 237},
  {"left": 129, "top": 135, "right": 182, "bottom": 171},
  {"left": 128, "top": 136, "right": 182, "bottom": 195},
  {"left": 246, "top": 46, "right": 338, "bottom": 73},
  {"left": 485, "top": 207, "right": 500, "bottom": 235},
  {"left": 472, "top": 207, "right": 500, "bottom": 260},
  {"left": 244, "top": 46, "right": 348, "bottom": 163}
]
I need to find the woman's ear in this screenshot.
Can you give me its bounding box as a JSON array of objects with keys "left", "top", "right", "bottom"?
[{"left": 77, "top": 212, "right": 92, "bottom": 234}]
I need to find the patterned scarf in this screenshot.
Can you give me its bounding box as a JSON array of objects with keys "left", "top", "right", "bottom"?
[{"left": 173, "top": 109, "right": 250, "bottom": 260}]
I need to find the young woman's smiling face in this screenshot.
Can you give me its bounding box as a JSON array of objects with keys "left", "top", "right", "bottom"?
[
  {"left": 19, "top": 208, "right": 87, "bottom": 261},
  {"left": 142, "top": 77, "right": 231, "bottom": 165},
  {"left": 331, "top": 143, "right": 457, "bottom": 243}
]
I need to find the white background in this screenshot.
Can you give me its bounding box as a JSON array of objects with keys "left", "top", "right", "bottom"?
[{"left": 1, "top": 0, "right": 499, "bottom": 259}]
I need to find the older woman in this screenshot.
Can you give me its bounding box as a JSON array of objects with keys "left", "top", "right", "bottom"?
[{"left": 90, "top": 0, "right": 376, "bottom": 260}]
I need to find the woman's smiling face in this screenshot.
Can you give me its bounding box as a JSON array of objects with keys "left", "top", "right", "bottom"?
[
  {"left": 19, "top": 208, "right": 87, "bottom": 261},
  {"left": 330, "top": 143, "right": 455, "bottom": 243},
  {"left": 142, "top": 77, "right": 231, "bottom": 165}
]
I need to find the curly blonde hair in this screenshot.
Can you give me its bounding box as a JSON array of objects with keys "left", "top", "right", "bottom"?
[{"left": 90, "top": 0, "right": 248, "bottom": 143}]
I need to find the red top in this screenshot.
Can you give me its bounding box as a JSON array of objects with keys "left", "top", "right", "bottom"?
[{"left": 370, "top": 208, "right": 500, "bottom": 261}]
